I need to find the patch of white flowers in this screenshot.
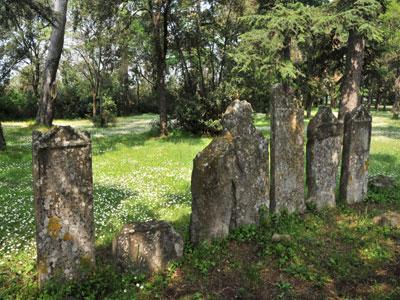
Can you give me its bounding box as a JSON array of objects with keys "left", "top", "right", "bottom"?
[{"left": 0, "top": 117, "right": 193, "bottom": 267}]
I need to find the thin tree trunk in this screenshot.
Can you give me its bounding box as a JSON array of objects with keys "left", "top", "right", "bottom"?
[
  {"left": 92, "top": 89, "right": 97, "bottom": 118},
  {"left": 151, "top": 0, "right": 169, "bottom": 136},
  {"left": 338, "top": 31, "right": 365, "bottom": 120},
  {"left": 36, "top": 0, "right": 68, "bottom": 126},
  {"left": 367, "top": 89, "right": 373, "bottom": 110},
  {"left": 392, "top": 76, "right": 400, "bottom": 119},
  {"left": 33, "top": 60, "right": 41, "bottom": 100},
  {"left": 305, "top": 91, "right": 313, "bottom": 119},
  {"left": 375, "top": 87, "right": 381, "bottom": 111},
  {"left": 0, "top": 122, "right": 6, "bottom": 151}
]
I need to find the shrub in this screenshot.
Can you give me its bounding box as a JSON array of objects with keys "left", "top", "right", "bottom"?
[
  {"left": 92, "top": 96, "right": 117, "bottom": 127},
  {"left": 0, "top": 89, "right": 37, "bottom": 120},
  {"left": 175, "top": 87, "right": 233, "bottom": 135}
]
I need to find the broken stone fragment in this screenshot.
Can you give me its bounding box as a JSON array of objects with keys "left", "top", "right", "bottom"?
[
  {"left": 112, "top": 221, "right": 184, "bottom": 274},
  {"left": 373, "top": 212, "right": 400, "bottom": 229},
  {"left": 190, "top": 100, "right": 269, "bottom": 245},
  {"left": 272, "top": 233, "right": 292, "bottom": 243},
  {"left": 368, "top": 175, "right": 396, "bottom": 190}
]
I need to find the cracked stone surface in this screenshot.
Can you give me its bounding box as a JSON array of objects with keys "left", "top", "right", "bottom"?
[
  {"left": 270, "top": 85, "right": 305, "bottom": 214},
  {"left": 306, "top": 106, "right": 341, "bottom": 209},
  {"left": 112, "top": 220, "right": 184, "bottom": 274},
  {"left": 339, "top": 105, "right": 372, "bottom": 204},
  {"left": 32, "top": 126, "right": 95, "bottom": 287},
  {"left": 190, "top": 100, "right": 269, "bottom": 244}
]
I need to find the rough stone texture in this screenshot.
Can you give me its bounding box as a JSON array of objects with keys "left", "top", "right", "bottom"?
[
  {"left": 270, "top": 84, "right": 305, "bottom": 213},
  {"left": 32, "top": 126, "right": 95, "bottom": 287},
  {"left": 306, "top": 106, "right": 341, "bottom": 209},
  {"left": 373, "top": 212, "right": 400, "bottom": 228},
  {"left": 112, "top": 221, "right": 184, "bottom": 274},
  {"left": 0, "top": 122, "right": 6, "bottom": 151},
  {"left": 271, "top": 233, "right": 291, "bottom": 243},
  {"left": 339, "top": 105, "right": 372, "bottom": 204},
  {"left": 190, "top": 100, "right": 269, "bottom": 244},
  {"left": 368, "top": 175, "right": 396, "bottom": 190}
]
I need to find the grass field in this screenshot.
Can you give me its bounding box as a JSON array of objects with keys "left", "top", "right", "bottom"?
[{"left": 0, "top": 110, "right": 399, "bottom": 299}]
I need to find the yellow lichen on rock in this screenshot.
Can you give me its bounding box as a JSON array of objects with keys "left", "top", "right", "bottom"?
[
  {"left": 38, "top": 259, "right": 47, "bottom": 277},
  {"left": 48, "top": 216, "right": 62, "bottom": 239},
  {"left": 224, "top": 131, "right": 234, "bottom": 144},
  {"left": 63, "top": 232, "right": 73, "bottom": 241}
]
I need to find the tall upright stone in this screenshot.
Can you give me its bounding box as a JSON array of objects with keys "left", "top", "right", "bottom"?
[
  {"left": 32, "top": 126, "right": 95, "bottom": 286},
  {"left": 339, "top": 105, "right": 372, "bottom": 204},
  {"left": 190, "top": 100, "right": 269, "bottom": 245},
  {"left": 0, "top": 122, "right": 6, "bottom": 151},
  {"left": 306, "top": 106, "right": 341, "bottom": 209},
  {"left": 270, "top": 84, "right": 305, "bottom": 213}
]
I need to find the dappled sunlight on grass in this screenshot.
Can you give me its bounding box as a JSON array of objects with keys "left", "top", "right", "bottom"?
[{"left": 0, "top": 110, "right": 399, "bottom": 298}]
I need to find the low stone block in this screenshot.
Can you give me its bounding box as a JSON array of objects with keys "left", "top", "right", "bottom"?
[{"left": 112, "top": 221, "right": 184, "bottom": 274}]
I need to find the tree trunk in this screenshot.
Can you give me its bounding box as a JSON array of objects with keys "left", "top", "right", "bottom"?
[
  {"left": 392, "top": 76, "right": 400, "bottom": 119},
  {"left": 305, "top": 92, "right": 313, "bottom": 119},
  {"left": 0, "top": 123, "right": 6, "bottom": 151},
  {"left": 92, "top": 89, "right": 97, "bottom": 118},
  {"left": 33, "top": 60, "right": 41, "bottom": 100},
  {"left": 367, "top": 90, "right": 373, "bottom": 110},
  {"left": 338, "top": 31, "right": 365, "bottom": 120},
  {"left": 151, "top": 0, "right": 169, "bottom": 137},
  {"left": 36, "top": 0, "right": 68, "bottom": 126},
  {"left": 375, "top": 88, "right": 381, "bottom": 111}
]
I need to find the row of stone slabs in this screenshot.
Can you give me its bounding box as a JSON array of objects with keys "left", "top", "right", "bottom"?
[{"left": 31, "top": 87, "right": 372, "bottom": 286}]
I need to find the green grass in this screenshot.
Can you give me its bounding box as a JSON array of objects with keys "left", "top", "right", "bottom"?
[{"left": 0, "top": 110, "right": 399, "bottom": 299}]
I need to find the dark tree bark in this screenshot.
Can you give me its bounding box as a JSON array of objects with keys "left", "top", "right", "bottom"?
[
  {"left": 0, "top": 123, "right": 6, "bottom": 151},
  {"left": 338, "top": 31, "right": 366, "bottom": 120},
  {"left": 150, "top": 0, "right": 170, "bottom": 136},
  {"left": 375, "top": 85, "right": 381, "bottom": 111},
  {"left": 305, "top": 91, "right": 313, "bottom": 119},
  {"left": 392, "top": 76, "right": 400, "bottom": 119},
  {"left": 36, "top": 0, "right": 68, "bottom": 126}
]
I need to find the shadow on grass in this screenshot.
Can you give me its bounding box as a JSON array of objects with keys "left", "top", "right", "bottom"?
[
  {"left": 158, "top": 130, "right": 206, "bottom": 145},
  {"left": 372, "top": 126, "right": 400, "bottom": 139},
  {"left": 369, "top": 153, "right": 400, "bottom": 180}
]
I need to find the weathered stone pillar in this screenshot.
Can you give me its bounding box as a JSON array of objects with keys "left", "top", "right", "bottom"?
[
  {"left": 270, "top": 84, "right": 305, "bottom": 213},
  {"left": 0, "top": 122, "right": 6, "bottom": 151},
  {"left": 32, "top": 126, "right": 95, "bottom": 287},
  {"left": 339, "top": 106, "right": 372, "bottom": 204},
  {"left": 190, "top": 100, "right": 269, "bottom": 244},
  {"left": 306, "top": 106, "right": 341, "bottom": 209}
]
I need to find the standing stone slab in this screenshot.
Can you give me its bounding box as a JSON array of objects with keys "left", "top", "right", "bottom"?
[
  {"left": 306, "top": 106, "right": 341, "bottom": 209},
  {"left": 0, "top": 122, "right": 6, "bottom": 151},
  {"left": 32, "top": 126, "right": 95, "bottom": 286},
  {"left": 339, "top": 106, "right": 372, "bottom": 204},
  {"left": 270, "top": 85, "right": 305, "bottom": 214},
  {"left": 190, "top": 100, "right": 269, "bottom": 245}
]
